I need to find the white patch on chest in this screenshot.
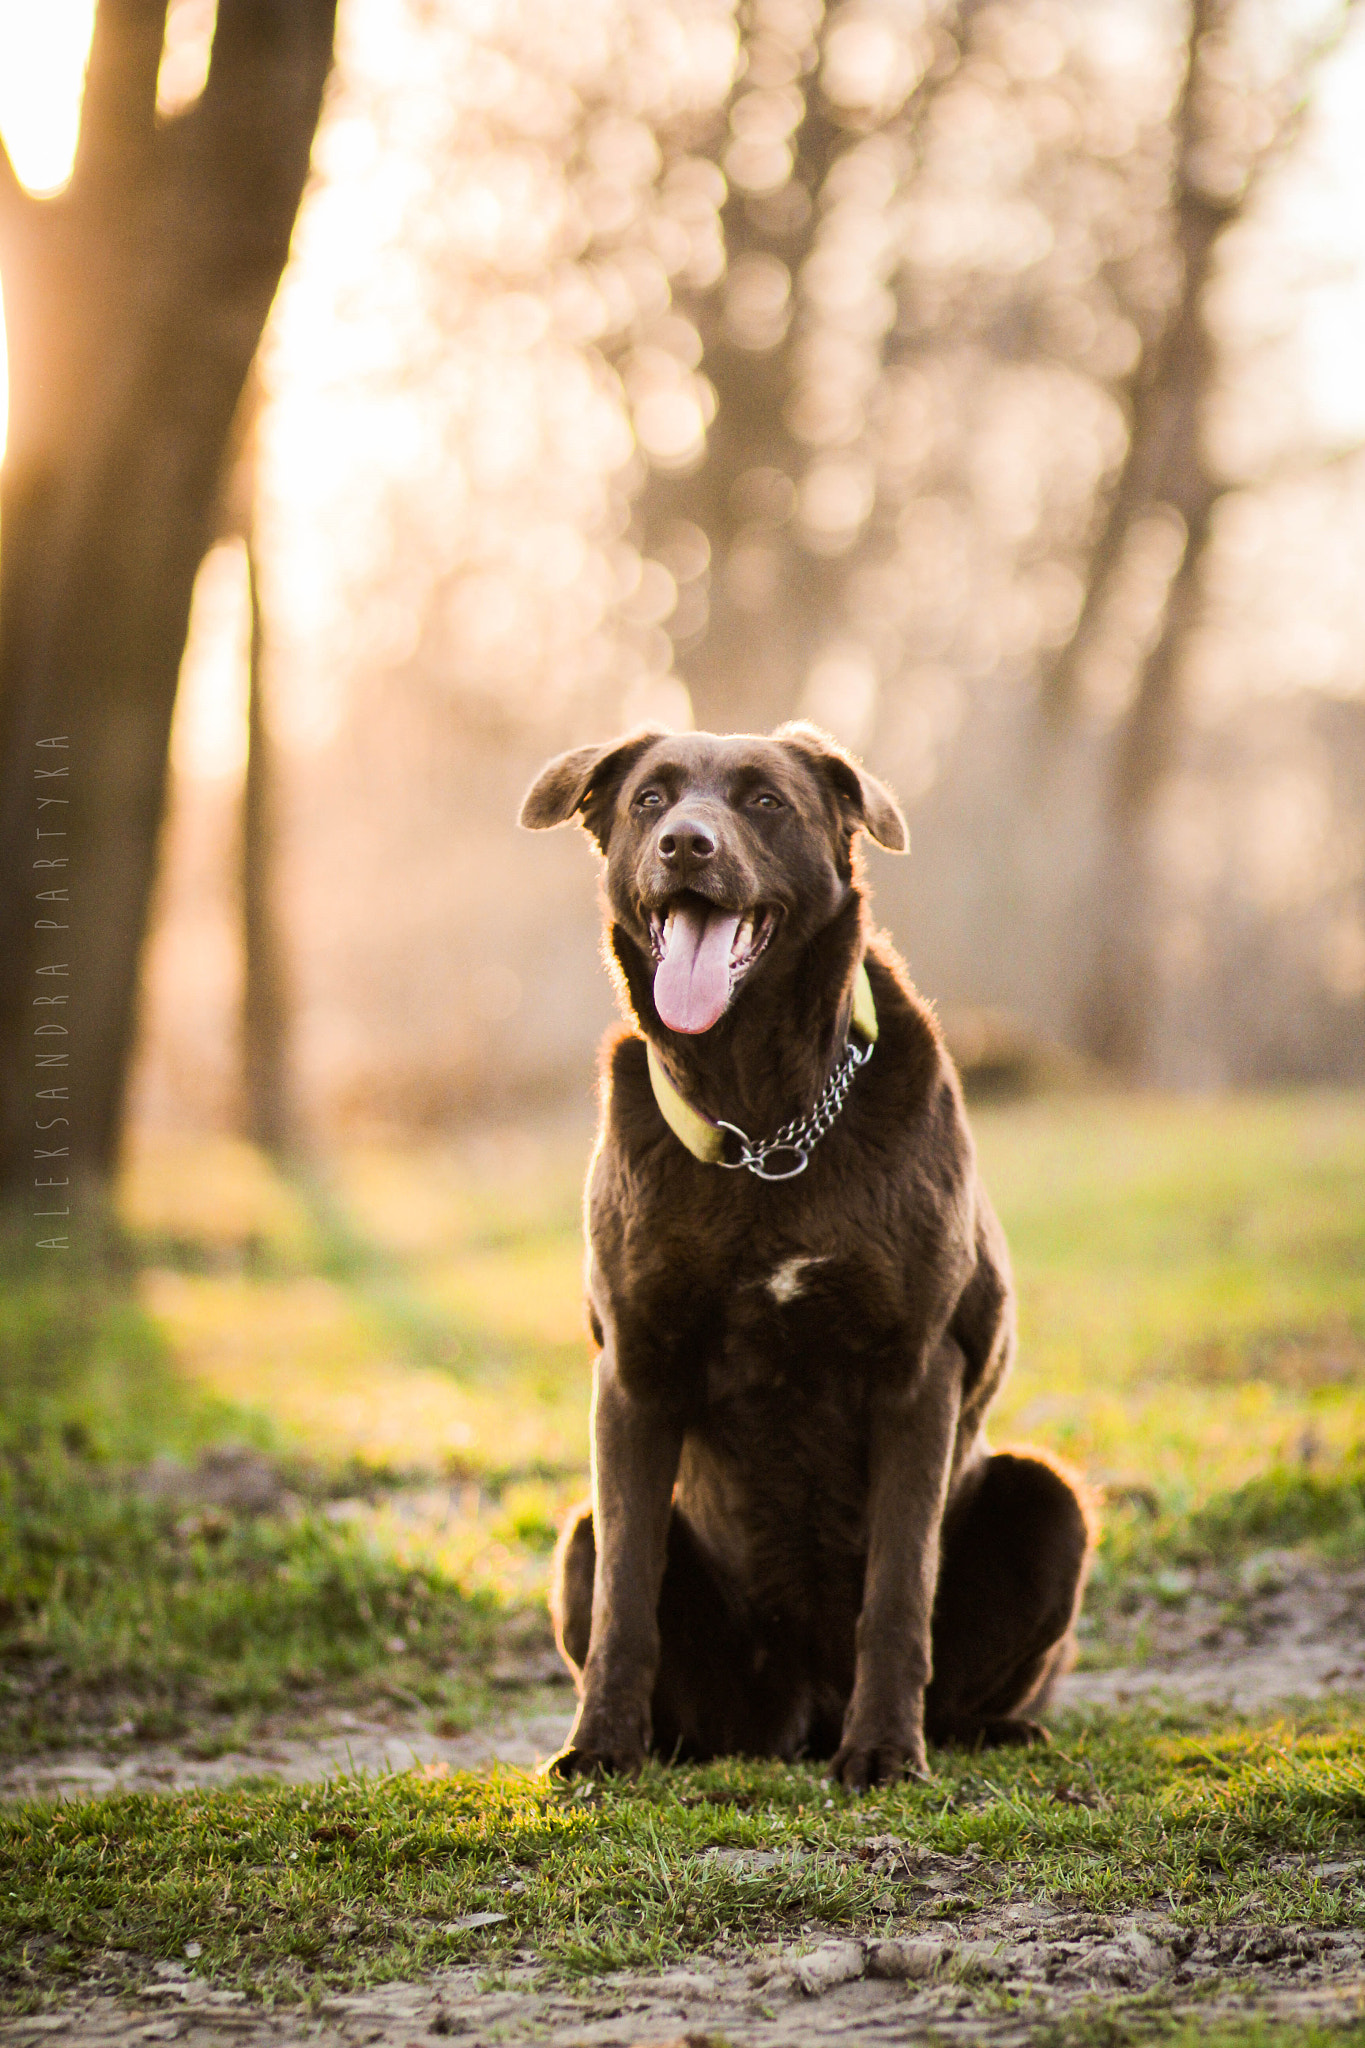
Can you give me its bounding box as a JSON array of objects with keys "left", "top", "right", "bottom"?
[{"left": 767, "top": 1255, "right": 825, "bottom": 1304}]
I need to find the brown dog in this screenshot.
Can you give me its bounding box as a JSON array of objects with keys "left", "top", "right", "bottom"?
[{"left": 519, "top": 722, "right": 1092, "bottom": 1785}]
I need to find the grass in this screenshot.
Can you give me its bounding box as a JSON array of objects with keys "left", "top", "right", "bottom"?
[
  {"left": 0, "top": 1092, "right": 1363, "bottom": 2018},
  {"left": 1141, "top": 2032, "right": 1365, "bottom": 2048},
  {"left": 120, "top": 1095, "right": 1365, "bottom": 1612},
  {"left": 0, "top": 1260, "right": 268, "bottom": 1472},
  {"left": 979, "top": 1093, "right": 1365, "bottom": 1503},
  {"left": 2, "top": 1092, "right": 1363, "bottom": 1746},
  {"left": 0, "top": 1263, "right": 498, "bottom": 1755},
  {"left": 116, "top": 1094, "right": 1365, "bottom": 1521},
  {"left": 0, "top": 1459, "right": 497, "bottom": 1754},
  {"left": 123, "top": 1128, "right": 591, "bottom": 1485},
  {"left": 2, "top": 1708, "right": 1364, "bottom": 2012},
  {"left": 0, "top": 1703, "right": 1358, "bottom": 2007},
  {"left": 1130, "top": 2033, "right": 1365, "bottom": 2048}
]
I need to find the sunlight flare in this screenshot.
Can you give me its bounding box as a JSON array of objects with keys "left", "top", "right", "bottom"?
[{"left": 0, "top": 0, "right": 95, "bottom": 195}]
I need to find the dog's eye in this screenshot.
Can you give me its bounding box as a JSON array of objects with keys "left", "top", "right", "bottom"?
[
  {"left": 750, "top": 792, "right": 783, "bottom": 811},
  {"left": 635, "top": 789, "right": 664, "bottom": 809}
]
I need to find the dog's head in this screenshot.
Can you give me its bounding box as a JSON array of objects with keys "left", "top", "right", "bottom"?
[{"left": 519, "top": 724, "right": 906, "bottom": 1035}]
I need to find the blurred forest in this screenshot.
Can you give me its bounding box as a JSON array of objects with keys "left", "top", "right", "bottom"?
[
  {"left": 7, "top": 0, "right": 1365, "bottom": 1159},
  {"left": 2, "top": 9, "right": 1365, "bottom": 1909}
]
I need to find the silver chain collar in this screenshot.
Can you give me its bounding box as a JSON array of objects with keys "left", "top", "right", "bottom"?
[{"left": 713, "top": 1032, "right": 874, "bottom": 1181}]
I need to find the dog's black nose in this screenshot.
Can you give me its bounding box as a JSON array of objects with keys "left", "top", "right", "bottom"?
[{"left": 658, "top": 818, "right": 716, "bottom": 864}]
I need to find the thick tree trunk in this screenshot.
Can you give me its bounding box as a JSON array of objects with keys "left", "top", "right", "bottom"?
[{"left": 0, "top": 0, "right": 336, "bottom": 1209}]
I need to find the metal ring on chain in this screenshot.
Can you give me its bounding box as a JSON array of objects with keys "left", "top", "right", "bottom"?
[{"left": 714, "top": 1035, "right": 873, "bottom": 1179}]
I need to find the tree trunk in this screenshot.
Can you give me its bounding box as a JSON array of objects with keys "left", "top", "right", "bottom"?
[
  {"left": 1034, "top": 0, "right": 1231, "bottom": 736},
  {"left": 1054, "top": 0, "right": 1234, "bottom": 1072},
  {"left": 217, "top": 374, "right": 297, "bottom": 1160},
  {"left": 631, "top": 0, "right": 989, "bottom": 736},
  {"left": 240, "top": 531, "right": 296, "bottom": 1158},
  {"left": 632, "top": 57, "right": 851, "bottom": 734},
  {"left": 1063, "top": 0, "right": 1363, "bottom": 1074},
  {"left": 0, "top": 0, "right": 336, "bottom": 1210},
  {"left": 1070, "top": 191, "right": 1225, "bottom": 1076},
  {"left": 1074, "top": 492, "right": 1217, "bottom": 1069}
]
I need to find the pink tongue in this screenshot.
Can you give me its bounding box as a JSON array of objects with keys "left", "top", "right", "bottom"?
[{"left": 654, "top": 902, "right": 743, "bottom": 1034}]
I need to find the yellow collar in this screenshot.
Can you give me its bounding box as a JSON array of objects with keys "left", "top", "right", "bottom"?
[{"left": 646, "top": 962, "right": 879, "bottom": 1167}]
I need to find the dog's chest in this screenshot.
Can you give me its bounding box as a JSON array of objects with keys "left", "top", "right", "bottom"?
[
  {"left": 728, "top": 1239, "right": 897, "bottom": 1365},
  {"left": 616, "top": 1218, "right": 906, "bottom": 1402},
  {"left": 596, "top": 1125, "right": 918, "bottom": 1400},
  {"left": 677, "top": 1265, "right": 881, "bottom": 1625}
]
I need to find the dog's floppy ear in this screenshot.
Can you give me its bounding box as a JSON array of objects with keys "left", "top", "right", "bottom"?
[
  {"left": 518, "top": 730, "right": 664, "bottom": 852},
  {"left": 775, "top": 720, "right": 908, "bottom": 853}
]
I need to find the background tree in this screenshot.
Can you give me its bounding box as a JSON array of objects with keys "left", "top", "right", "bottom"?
[
  {"left": 0, "top": 0, "right": 336, "bottom": 1205},
  {"left": 623, "top": 0, "right": 975, "bottom": 733},
  {"left": 606, "top": 0, "right": 1187, "bottom": 755},
  {"left": 627, "top": 0, "right": 1362, "bottom": 1075},
  {"left": 1044, "top": 0, "right": 1364, "bottom": 1071},
  {"left": 193, "top": 0, "right": 1364, "bottom": 1128},
  {"left": 218, "top": 376, "right": 296, "bottom": 1160}
]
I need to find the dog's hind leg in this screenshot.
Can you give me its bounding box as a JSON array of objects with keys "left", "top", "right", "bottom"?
[
  {"left": 550, "top": 1501, "right": 596, "bottom": 1675},
  {"left": 924, "top": 1451, "right": 1094, "bottom": 1751},
  {"left": 550, "top": 1504, "right": 798, "bottom": 1760}
]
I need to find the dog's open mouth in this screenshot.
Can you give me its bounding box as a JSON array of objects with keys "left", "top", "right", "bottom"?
[{"left": 646, "top": 894, "right": 778, "bottom": 1035}]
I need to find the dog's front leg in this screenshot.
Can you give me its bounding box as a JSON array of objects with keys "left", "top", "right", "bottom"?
[
  {"left": 833, "top": 1341, "right": 963, "bottom": 1789},
  {"left": 549, "top": 1340, "right": 682, "bottom": 1780}
]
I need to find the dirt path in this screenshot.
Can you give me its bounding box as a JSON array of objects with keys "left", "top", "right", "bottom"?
[
  {"left": 7, "top": 1550, "right": 1365, "bottom": 1803},
  {"left": 0, "top": 1706, "right": 576, "bottom": 1805},
  {"left": 1065, "top": 1549, "right": 1365, "bottom": 1714},
  {"left": 3, "top": 1897, "right": 1364, "bottom": 2047}
]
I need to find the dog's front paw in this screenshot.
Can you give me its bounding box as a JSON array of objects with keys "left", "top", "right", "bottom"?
[
  {"left": 830, "top": 1736, "right": 929, "bottom": 1790},
  {"left": 543, "top": 1742, "right": 645, "bottom": 1782},
  {"left": 545, "top": 1692, "right": 651, "bottom": 1781}
]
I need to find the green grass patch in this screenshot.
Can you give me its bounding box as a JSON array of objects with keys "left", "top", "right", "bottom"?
[
  {"left": 1079, "top": 1457, "right": 1365, "bottom": 1644},
  {"left": 1048, "top": 2024, "right": 1365, "bottom": 2048},
  {"left": 2, "top": 1709, "right": 1363, "bottom": 2011},
  {"left": 115, "top": 1097, "right": 1365, "bottom": 1574},
  {"left": 0, "top": 1263, "right": 495, "bottom": 1753},
  {"left": 1184, "top": 1465, "right": 1365, "bottom": 1560},
  {"left": 0, "top": 1264, "right": 266, "bottom": 1472},
  {"left": 2, "top": 1102, "right": 1364, "bottom": 2021},
  {"left": 3, "top": 1095, "right": 1365, "bottom": 1748},
  {"left": 0, "top": 1459, "right": 493, "bottom": 1753},
  {"left": 978, "top": 1092, "right": 1365, "bottom": 1509}
]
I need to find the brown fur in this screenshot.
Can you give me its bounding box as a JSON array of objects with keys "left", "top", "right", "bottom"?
[{"left": 520, "top": 724, "right": 1094, "bottom": 1785}]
